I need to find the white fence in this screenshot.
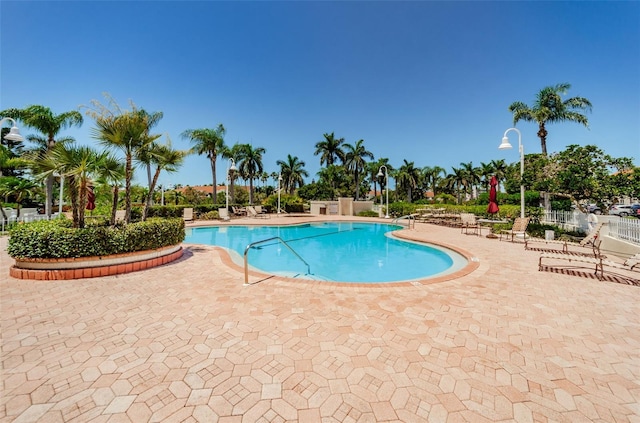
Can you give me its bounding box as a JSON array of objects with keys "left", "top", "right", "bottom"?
[
  {"left": 1, "top": 212, "right": 59, "bottom": 232},
  {"left": 607, "top": 218, "right": 640, "bottom": 245},
  {"left": 541, "top": 210, "right": 640, "bottom": 246},
  {"left": 541, "top": 210, "right": 589, "bottom": 233}
]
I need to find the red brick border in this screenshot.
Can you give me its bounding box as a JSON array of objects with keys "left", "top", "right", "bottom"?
[{"left": 9, "top": 248, "right": 184, "bottom": 281}]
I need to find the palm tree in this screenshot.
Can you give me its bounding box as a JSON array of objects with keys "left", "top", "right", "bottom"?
[
  {"left": 85, "top": 96, "right": 162, "bottom": 223},
  {"left": 396, "top": 160, "right": 420, "bottom": 202},
  {"left": 1, "top": 105, "right": 83, "bottom": 217},
  {"left": 448, "top": 166, "right": 468, "bottom": 204},
  {"left": 37, "top": 144, "right": 104, "bottom": 228},
  {"left": 94, "top": 154, "right": 125, "bottom": 226},
  {"left": 181, "top": 124, "right": 226, "bottom": 200},
  {"left": 236, "top": 144, "right": 266, "bottom": 205},
  {"left": 141, "top": 142, "right": 186, "bottom": 220},
  {"left": 221, "top": 143, "right": 245, "bottom": 204},
  {"left": 0, "top": 177, "right": 40, "bottom": 218},
  {"left": 459, "top": 162, "right": 480, "bottom": 199},
  {"left": 343, "top": 139, "right": 374, "bottom": 200},
  {"left": 490, "top": 159, "right": 508, "bottom": 192},
  {"left": 277, "top": 154, "right": 309, "bottom": 195},
  {"left": 314, "top": 132, "right": 345, "bottom": 167},
  {"left": 422, "top": 165, "right": 445, "bottom": 197},
  {"left": 509, "top": 83, "right": 592, "bottom": 155}
]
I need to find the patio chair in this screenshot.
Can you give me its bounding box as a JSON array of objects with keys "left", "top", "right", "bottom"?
[
  {"left": 539, "top": 249, "right": 639, "bottom": 284},
  {"left": 525, "top": 222, "right": 606, "bottom": 257},
  {"left": 232, "top": 206, "right": 246, "bottom": 217},
  {"left": 246, "top": 206, "right": 268, "bottom": 219},
  {"left": 498, "top": 217, "right": 530, "bottom": 242},
  {"left": 183, "top": 207, "right": 194, "bottom": 222},
  {"left": 218, "top": 207, "right": 231, "bottom": 221},
  {"left": 460, "top": 213, "right": 483, "bottom": 236},
  {"left": 254, "top": 205, "right": 270, "bottom": 218}
]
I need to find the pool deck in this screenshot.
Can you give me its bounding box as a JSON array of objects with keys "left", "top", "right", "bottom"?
[{"left": 1, "top": 215, "right": 638, "bottom": 422}]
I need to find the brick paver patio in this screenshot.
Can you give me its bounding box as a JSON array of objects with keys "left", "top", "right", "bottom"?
[{"left": 1, "top": 216, "right": 638, "bottom": 422}]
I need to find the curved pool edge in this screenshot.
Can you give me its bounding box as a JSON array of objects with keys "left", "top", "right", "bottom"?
[{"left": 182, "top": 218, "right": 480, "bottom": 287}]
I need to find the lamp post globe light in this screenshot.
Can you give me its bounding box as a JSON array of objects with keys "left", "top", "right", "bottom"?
[
  {"left": 1, "top": 118, "right": 25, "bottom": 142},
  {"left": 277, "top": 172, "right": 282, "bottom": 214},
  {"left": 376, "top": 165, "right": 389, "bottom": 219},
  {"left": 499, "top": 127, "right": 525, "bottom": 219},
  {"left": 225, "top": 158, "right": 237, "bottom": 219}
]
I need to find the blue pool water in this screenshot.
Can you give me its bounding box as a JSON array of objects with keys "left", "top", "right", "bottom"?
[{"left": 184, "top": 222, "right": 466, "bottom": 283}]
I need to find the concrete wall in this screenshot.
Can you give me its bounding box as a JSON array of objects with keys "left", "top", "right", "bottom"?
[{"left": 309, "top": 199, "right": 374, "bottom": 216}]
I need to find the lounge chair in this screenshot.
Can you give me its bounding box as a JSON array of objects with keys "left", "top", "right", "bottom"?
[
  {"left": 460, "top": 213, "right": 483, "bottom": 236},
  {"left": 539, "top": 249, "right": 640, "bottom": 284},
  {"left": 232, "top": 206, "right": 246, "bottom": 217},
  {"left": 254, "top": 205, "right": 268, "bottom": 215},
  {"left": 498, "top": 217, "right": 530, "bottom": 242},
  {"left": 525, "top": 222, "right": 605, "bottom": 257},
  {"left": 246, "top": 206, "right": 268, "bottom": 219},
  {"left": 183, "top": 207, "right": 194, "bottom": 222},
  {"left": 218, "top": 207, "right": 231, "bottom": 221}
]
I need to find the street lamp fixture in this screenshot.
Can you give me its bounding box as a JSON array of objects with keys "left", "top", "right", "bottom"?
[
  {"left": 377, "top": 165, "right": 390, "bottom": 219},
  {"left": 0, "top": 118, "right": 25, "bottom": 142},
  {"left": 499, "top": 127, "right": 525, "bottom": 219},
  {"left": 277, "top": 172, "right": 282, "bottom": 214},
  {"left": 225, "top": 158, "right": 237, "bottom": 220}
]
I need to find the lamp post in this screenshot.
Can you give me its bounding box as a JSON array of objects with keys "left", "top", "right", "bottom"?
[
  {"left": 277, "top": 172, "right": 282, "bottom": 214},
  {"left": 376, "top": 165, "right": 389, "bottom": 218},
  {"left": 225, "top": 159, "right": 237, "bottom": 219},
  {"left": 0, "top": 118, "right": 25, "bottom": 142},
  {"left": 499, "top": 127, "right": 525, "bottom": 219}
]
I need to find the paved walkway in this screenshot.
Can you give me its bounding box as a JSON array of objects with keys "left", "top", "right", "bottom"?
[{"left": 1, "top": 216, "right": 638, "bottom": 422}]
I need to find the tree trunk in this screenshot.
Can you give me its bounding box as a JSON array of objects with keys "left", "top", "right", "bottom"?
[
  {"left": 110, "top": 186, "right": 119, "bottom": 226},
  {"left": 210, "top": 156, "right": 217, "bottom": 203}
]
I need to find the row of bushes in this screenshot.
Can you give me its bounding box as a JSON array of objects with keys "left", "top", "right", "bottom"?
[{"left": 7, "top": 218, "right": 185, "bottom": 259}]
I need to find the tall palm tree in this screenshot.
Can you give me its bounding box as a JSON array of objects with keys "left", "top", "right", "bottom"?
[
  {"left": 181, "top": 124, "right": 226, "bottom": 200},
  {"left": 509, "top": 83, "right": 592, "bottom": 155},
  {"left": 221, "top": 143, "right": 245, "bottom": 204},
  {"left": 314, "top": 132, "right": 345, "bottom": 167},
  {"left": 396, "top": 159, "right": 420, "bottom": 202},
  {"left": 1, "top": 105, "right": 83, "bottom": 217},
  {"left": 86, "top": 97, "right": 162, "bottom": 223},
  {"left": 459, "top": 162, "right": 480, "bottom": 199},
  {"left": 422, "top": 165, "right": 446, "bottom": 197},
  {"left": 343, "top": 139, "right": 374, "bottom": 200},
  {"left": 490, "top": 159, "right": 508, "bottom": 192},
  {"left": 236, "top": 144, "right": 266, "bottom": 205},
  {"left": 448, "top": 166, "right": 468, "bottom": 204},
  {"left": 277, "top": 154, "right": 309, "bottom": 195}
]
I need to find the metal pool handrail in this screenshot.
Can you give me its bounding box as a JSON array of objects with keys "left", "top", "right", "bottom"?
[
  {"left": 392, "top": 214, "right": 417, "bottom": 229},
  {"left": 243, "top": 236, "right": 311, "bottom": 285}
]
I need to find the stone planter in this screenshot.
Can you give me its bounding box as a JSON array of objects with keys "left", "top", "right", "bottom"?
[{"left": 10, "top": 244, "right": 183, "bottom": 280}]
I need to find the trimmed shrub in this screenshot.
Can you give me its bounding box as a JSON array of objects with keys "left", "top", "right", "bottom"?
[
  {"left": 357, "top": 210, "right": 379, "bottom": 217},
  {"left": 8, "top": 218, "right": 185, "bottom": 259}
]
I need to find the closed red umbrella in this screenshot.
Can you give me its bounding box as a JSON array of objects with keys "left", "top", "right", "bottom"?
[
  {"left": 487, "top": 176, "right": 499, "bottom": 214},
  {"left": 86, "top": 186, "right": 96, "bottom": 211}
]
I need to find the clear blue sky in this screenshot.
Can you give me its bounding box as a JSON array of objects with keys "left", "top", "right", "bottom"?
[{"left": 2, "top": 1, "right": 639, "bottom": 189}]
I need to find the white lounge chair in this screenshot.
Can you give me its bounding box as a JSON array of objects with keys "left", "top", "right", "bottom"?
[
  {"left": 526, "top": 222, "right": 605, "bottom": 257},
  {"left": 218, "top": 207, "right": 230, "bottom": 221},
  {"left": 183, "top": 207, "right": 194, "bottom": 222}
]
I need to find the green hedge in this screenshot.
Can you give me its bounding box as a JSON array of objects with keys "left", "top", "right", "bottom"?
[{"left": 7, "top": 218, "right": 185, "bottom": 259}]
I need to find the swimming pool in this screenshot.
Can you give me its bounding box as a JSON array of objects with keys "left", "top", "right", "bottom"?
[{"left": 184, "top": 222, "right": 467, "bottom": 283}]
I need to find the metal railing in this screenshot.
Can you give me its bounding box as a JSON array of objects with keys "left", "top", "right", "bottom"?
[
  {"left": 243, "top": 236, "right": 311, "bottom": 285},
  {"left": 392, "top": 214, "right": 416, "bottom": 229}
]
